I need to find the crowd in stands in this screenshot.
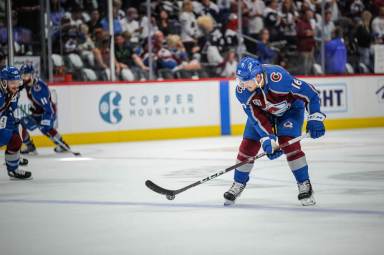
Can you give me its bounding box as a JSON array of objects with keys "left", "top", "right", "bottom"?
[{"left": 1, "top": 0, "right": 384, "bottom": 81}]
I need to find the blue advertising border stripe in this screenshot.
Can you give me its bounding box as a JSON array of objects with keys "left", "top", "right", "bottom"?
[{"left": 219, "top": 80, "right": 231, "bottom": 135}]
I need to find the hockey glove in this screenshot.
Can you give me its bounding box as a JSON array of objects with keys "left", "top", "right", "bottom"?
[
  {"left": 261, "top": 135, "right": 283, "bottom": 160},
  {"left": 306, "top": 112, "right": 326, "bottom": 139}
]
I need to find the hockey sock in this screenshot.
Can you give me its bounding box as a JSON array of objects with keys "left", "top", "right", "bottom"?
[
  {"left": 5, "top": 151, "right": 20, "bottom": 172},
  {"left": 234, "top": 169, "right": 250, "bottom": 184},
  {"left": 5, "top": 133, "right": 22, "bottom": 171},
  {"left": 234, "top": 138, "right": 260, "bottom": 184},
  {"left": 288, "top": 159, "right": 309, "bottom": 183},
  {"left": 278, "top": 136, "right": 310, "bottom": 183},
  {"left": 22, "top": 128, "right": 34, "bottom": 146},
  {"left": 45, "top": 129, "right": 62, "bottom": 145}
]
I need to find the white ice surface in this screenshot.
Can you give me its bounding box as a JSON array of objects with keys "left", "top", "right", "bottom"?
[{"left": 1, "top": 128, "right": 384, "bottom": 255}]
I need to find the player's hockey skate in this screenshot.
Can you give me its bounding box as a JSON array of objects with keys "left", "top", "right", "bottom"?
[
  {"left": 21, "top": 142, "right": 37, "bottom": 155},
  {"left": 223, "top": 182, "right": 246, "bottom": 206},
  {"left": 298, "top": 180, "right": 316, "bottom": 206},
  {"left": 8, "top": 168, "right": 32, "bottom": 180}
]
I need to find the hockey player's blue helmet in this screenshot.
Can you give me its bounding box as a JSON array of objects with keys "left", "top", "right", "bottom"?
[
  {"left": 1, "top": 66, "right": 21, "bottom": 80},
  {"left": 236, "top": 56, "right": 262, "bottom": 82},
  {"left": 0, "top": 66, "right": 21, "bottom": 92},
  {"left": 236, "top": 56, "right": 264, "bottom": 89},
  {"left": 19, "top": 63, "right": 34, "bottom": 75}
]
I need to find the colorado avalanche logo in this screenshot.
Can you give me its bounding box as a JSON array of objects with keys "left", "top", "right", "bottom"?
[
  {"left": 270, "top": 72, "right": 282, "bottom": 82},
  {"left": 236, "top": 85, "right": 244, "bottom": 93},
  {"left": 283, "top": 121, "right": 293, "bottom": 128},
  {"left": 33, "top": 83, "right": 41, "bottom": 92}
]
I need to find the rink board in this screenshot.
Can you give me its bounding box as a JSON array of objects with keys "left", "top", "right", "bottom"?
[{"left": 16, "top": 75, "right": 384, "bottom": 146}]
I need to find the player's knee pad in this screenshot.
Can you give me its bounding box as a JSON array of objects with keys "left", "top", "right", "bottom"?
[
  {"left": 278, "top": 136, "right": 305, "bottom": 161},
  {"left": 20, "top": 116, "right": 38, "bottom": 131},
  {"left": 236, "top": 138, "right": 261, "bottom": 173},
  {"left": 6, "top": 133, "right": 22, "bottom": 153}
]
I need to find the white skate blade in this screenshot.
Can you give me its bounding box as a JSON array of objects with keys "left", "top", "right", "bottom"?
[
  {"left": 224, "top": 199, "right": 235, "bottom": 206},
  {"left": 28, "top": 151, "right": 38, "bottom": 156},
  {"left": 22, "top": 151, "right": 38, "bottom": 156},
  {"left": 9, "top": 176, "right": 33, "bottom": 181},
  {"left": 300, "top": 196, "right": 316, "bottom": 206}
]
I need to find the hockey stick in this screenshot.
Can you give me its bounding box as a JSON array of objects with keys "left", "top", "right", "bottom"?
[
  {"left": 145, "top": 133, "right": 308, "bottom": 200},
  {"left": 18, "top": 106, "right": 81, "bottom": 156},
  {"left": 50, "top": 135, "right": 81, "bottom": 157}
]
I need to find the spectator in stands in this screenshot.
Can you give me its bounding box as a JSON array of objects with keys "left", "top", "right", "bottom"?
[
  {"left": 257, "top": 28, "right": 278, "bottom": 64},
  {"left": 280, "top": 0, "right": 298, "bottom": 45},
  {"left": 245, "top": 0, "right": 265, "bottom": 39},
  {"left": 217, "top": 0, "right": 231, "bottom": 24},
  {"left": 63, "top": 29, "right": 83, "bottom": 55},
  {"left": 328, "top": 0, "right": 340, "bottom": 21},
  {"left": 71, "top": 5, "right": 86, "bottom": 27},
  {"left": 197, "top": 0, "right": 220, "bottom": 23},
  {"left": 139, "top": 4, "right": 159, "bottom": 40},
  {"left": 263, "top": 0, "right": 282, "bottom": 42},
  {"left": 134, "top": 31, "right": 165, "bottom": 78},
  {"left": 350, "top": 0, "right": 365, "bottom": 19},
  {"left": 355, "top": 10, "right": 373, "bottom": 71},
  {"left": 100, "top": 3, "right": 123, "bottom": 34},
  {"left": 372, "top": 6, "right": 384, "bottom": 43},
  {"left": 220, "top": 49, "right": 238, "bottom": 78},
  {"left": 93, "top": 31, "right": 132, "bottom": 80},
  {"left": 315, "top": 9, "right": 335, "bottom": 42},
  {"left": 50, "top": 0, "right": 65, "bottom": 28},
  {"left": 157, "top": 9, "right": 179, "bottom": 36},
  {"left": 167, "top": 34, "right": 201, "bottom": 77},
  {"left": 87, "top": 9, "right": 102, "bottom": 37},
  {"left": 114, "top": 33, "right": 135, "bottom": 69},
  {"left": 0, "top": 11, "right": 32, "bottom": 55},
  {"left": 121, "top": 7, "right": 140, "bottom": 44},
  {"left": 179, "top": 0, "right": 198, "bottom": 58},
  {"left": 78, "top": 24, "right": 95, "bottom": 66},
  {"left": 13, "top": 0, "right": 40, "bottom": 47},
  {"left": 196, "top": 15, "right": 225, "bottom": 69},
  {"left": 224, "top": 13, "right": 239, "bottom": 51},
  {"left": 296, "top": 9, "right": 316, "bottom": 75},
  {"left": 325, "top": 27, "right": 347, "bottom": 74}
]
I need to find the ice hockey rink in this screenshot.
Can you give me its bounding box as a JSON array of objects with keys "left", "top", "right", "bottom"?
[{"left": 0, "top": 128, "right": 383, "bottom": 255}]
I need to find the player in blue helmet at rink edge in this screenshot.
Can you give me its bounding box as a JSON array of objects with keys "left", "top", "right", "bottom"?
[
  {"left": 224, "top": 56, "right": 325, "bottom": 206},
  {"left": 0, "top": 66, "right": 32, "bottom": 179},
  {"left": 19, "top": 64, "right": 71, "bottom": 154}
]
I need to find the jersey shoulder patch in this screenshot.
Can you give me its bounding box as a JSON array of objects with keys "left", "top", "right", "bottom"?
[
  {"left": 269, "top": 71, "right": 283, "bottom": 82},
  {"left": 263, "top": 65, "right": 293, "bottom": 94},
  {"left": 33, "top": 83, "right": 42, "bottom": 92},
  {"left": 32, "top": 79, "right": 49, "bottom": 96}
]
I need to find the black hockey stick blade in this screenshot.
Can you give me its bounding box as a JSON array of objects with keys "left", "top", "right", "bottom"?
[{"left": 145, "top": 180, "right": 176, "bottom": 196}]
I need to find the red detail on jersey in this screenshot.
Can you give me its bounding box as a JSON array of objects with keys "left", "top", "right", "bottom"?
[
  {"left": 250, "top": 104, "right": 274, "bottom": 134},
  {"left": 270, "top": 72, "right": 282, "bottom": 82},
  {"left": 237, "top": 138, "right": 261, "bottom": 161},
  {"left": 250, "top": 90, "right": 295, "bottom": 116}
]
